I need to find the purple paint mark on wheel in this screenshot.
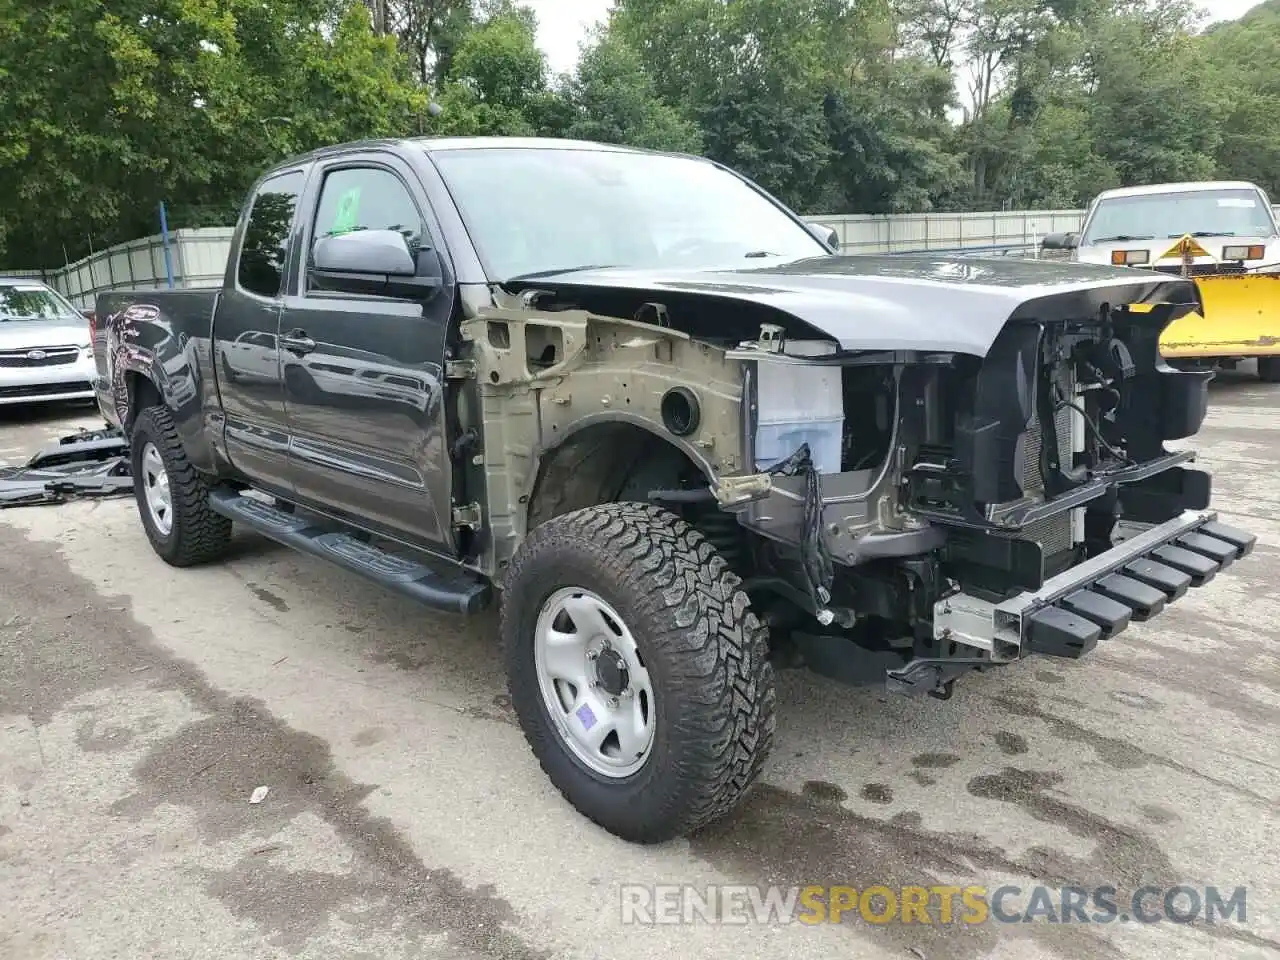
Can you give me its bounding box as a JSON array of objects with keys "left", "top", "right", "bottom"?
[{"left": 576, "top": 702, "right": 597, "bottom": 731}]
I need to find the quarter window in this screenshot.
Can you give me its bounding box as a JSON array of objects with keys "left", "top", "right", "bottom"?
[{"left": 236, "top": 171, "right": 303, "bottom": 298}]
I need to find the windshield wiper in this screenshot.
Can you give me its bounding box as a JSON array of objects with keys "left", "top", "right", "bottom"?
[
  {"left": 1172, "top": 231, "right": 1235, "bottom": 238},
  {"left": 503, "top": 264, "right": 616, "bottom": 282},
  {"left": 1092, "top": 234, "right": 1153, "bottom": 243}
]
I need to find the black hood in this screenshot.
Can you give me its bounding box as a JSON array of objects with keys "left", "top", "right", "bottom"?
[{"left": 503, "top": 254, "right": 1201, "bottom": 357}]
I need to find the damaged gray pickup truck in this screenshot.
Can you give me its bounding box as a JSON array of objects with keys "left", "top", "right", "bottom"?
[{"left": 93, "top": 136, "right": 1256, "bottom": 843}]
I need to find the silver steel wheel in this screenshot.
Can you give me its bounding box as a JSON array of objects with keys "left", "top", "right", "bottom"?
[
  {"left": 140, "top": 442, "right": 173, "bottom": 536},
  {"left": 534, "top": 586, "right": 657, "bottom": 779}
]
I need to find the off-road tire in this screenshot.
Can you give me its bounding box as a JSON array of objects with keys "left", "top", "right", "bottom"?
[
  {"left": 501, "top": 501, "right": 776, "bottom": 844},
  {"left": 1258, "top": 357, "right": 1280, "bottom": 383},
  {"left": 131, "top": 405, "right": 233, "bottom": 567}
]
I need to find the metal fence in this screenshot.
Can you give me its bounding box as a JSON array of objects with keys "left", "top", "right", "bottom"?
[
  {"left": 20, "top": 203, "right": 1280, "bottom": 308},
  {"left": 16, "top": 228, "right": 234, "bottom": 309},
  {"left": 808, "top": 209, "right": 1088, "bottom": 256}
]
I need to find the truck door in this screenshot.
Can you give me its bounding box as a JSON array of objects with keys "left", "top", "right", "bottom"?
[
  {"left": 278, "top": 155, "right": 456, "bottom": 551},
  {"left": 213, "top": 169, "right": 304, "bottom": 495}
]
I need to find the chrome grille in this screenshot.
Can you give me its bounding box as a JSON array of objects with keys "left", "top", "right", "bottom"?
[{"left": 0, "top": 345, "right": 80, "bottom": 368}]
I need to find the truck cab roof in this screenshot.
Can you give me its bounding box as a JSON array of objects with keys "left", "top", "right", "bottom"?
[{"left": 259, "top": 135, "right": 708, "bottom": 180}]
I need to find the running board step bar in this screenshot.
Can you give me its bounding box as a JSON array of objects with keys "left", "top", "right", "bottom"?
[
  {"left": 208, "top": 490, "right": 491, "bottom": 615},
  {"left": 933, "top": 511, "right": 1257, "bottom": 663}
]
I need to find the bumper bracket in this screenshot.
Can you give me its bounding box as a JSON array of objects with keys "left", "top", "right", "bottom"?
[{"left": 929, "top": 510, "right": 1256, "bottom": 661}]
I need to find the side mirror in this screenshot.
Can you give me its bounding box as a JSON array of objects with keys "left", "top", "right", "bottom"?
[
  {"left": 807, "top": 222, "right": 841, "bottom": 250},
  {"left": 1040, "top": 231, "right": 1079, "bottom": 251},
  {"left": 311, "top": 228, "right": 443, "bottom": 299}
]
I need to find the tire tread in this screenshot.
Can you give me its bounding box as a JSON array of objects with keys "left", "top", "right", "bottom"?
[
  {"left": 132, "top": 405, "right": 233, "bottom": 567},
  {"left": 501, "top": 501, "right": 776, "bottom": 843}
]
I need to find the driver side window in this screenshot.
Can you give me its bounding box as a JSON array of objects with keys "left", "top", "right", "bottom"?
[{"left": 308, "top": 166, "right": 426, "bottom": 291}]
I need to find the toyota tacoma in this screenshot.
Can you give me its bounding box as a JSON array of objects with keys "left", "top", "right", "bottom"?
[{"left": 91, "top": 136, "right": 1256, "bottom": 844}]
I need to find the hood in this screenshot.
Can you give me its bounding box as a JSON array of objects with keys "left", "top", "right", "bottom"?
[
  {"left": 1075, "top": 234, "right": 1280, "bottom": 272},
  {"left": 0, "top": 320, "right": 90, "bottom": 351},
  {"left": 503, "top": 254, "right": 1200, "bottom": 357}
]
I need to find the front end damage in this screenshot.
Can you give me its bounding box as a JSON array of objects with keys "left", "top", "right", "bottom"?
[
  {"left": 728, "top": 295, "right": 1257, "bottom": 695},
  {"left": 463, "top": 275, "right": 1257, "bottom": 698}
]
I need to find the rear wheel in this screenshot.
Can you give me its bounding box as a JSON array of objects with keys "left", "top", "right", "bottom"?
[
  {"left": 501, "top": 501, "right": 776, "bottom": 844},
  {"left": 1258, "top": 357, "right": 1280, "bottom": 383},
  {"left": 131, "top": 405, "right": 233, "bottom": 567}
]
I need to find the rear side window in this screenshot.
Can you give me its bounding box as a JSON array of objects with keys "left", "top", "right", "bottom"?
[
  {"left": 311, "top": 166, "right": 424, "bottom": 255},
  {"left": 237, "top": 171, "right": 304, "bottom": 298}
]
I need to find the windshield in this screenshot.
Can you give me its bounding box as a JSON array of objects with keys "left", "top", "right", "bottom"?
[
  {"left": 0, "top": 283, "right": 81, "bottom": 322},
  {"left": 429, "top": 147, "right": 828, "bottom": 280},
  {"left": 1082, "top": 188, "right": 1276, "bottom": 244}
]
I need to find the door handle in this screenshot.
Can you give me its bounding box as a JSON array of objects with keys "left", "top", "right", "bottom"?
[{"left": 280, "top": 330, "right": 316, "bottom": 355}]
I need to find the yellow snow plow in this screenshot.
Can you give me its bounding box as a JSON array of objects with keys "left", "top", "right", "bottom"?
[
  {"left": 1154, "top": 236, "right": 1280, "bottom": 376},
  {"left": 1042, "top": 181, "right": 1280, "bottom": 381}
]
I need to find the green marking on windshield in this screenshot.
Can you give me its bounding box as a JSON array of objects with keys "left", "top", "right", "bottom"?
[{"left": 328, "top": 186, "right": 362, "bottom": 235}]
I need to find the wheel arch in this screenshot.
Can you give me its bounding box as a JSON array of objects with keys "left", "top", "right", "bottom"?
[
  {"left": 118, "top": 358, "right": 220, "bottom": 475},
  {"left": 525, "top": 415, "right": 715, "bottom": 532},
  {"left": 121, "top": 368, "right": 162, "bottom": 433}
]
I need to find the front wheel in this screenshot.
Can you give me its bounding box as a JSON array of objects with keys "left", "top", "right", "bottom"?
[
  {"left": 131, "top": 405, "right": 233, "bottom": 567},
  {"left": 1258, "top": 357, "right": 1280, "bottom": 383},
  {"left": 501, "top": 502, "right": 776, "bottom": 844}
]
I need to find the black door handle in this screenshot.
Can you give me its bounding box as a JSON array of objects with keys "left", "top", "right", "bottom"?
[{"left": 280, "top": 330, "right": 316, "bottom": 355}]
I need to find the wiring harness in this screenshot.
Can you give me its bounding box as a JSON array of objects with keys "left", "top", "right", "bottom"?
[{"left": 766, "top": 442, "right": 836, "bottom": 622}]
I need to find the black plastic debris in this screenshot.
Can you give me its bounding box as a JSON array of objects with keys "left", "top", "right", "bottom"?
[{"left": 0, "top": 425, "right": 133, "bottom": 508}]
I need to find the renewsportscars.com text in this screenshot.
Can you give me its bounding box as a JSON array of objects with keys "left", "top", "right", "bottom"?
[{"left": 619, "top": 884, "right": 1249, "bottom": 926}]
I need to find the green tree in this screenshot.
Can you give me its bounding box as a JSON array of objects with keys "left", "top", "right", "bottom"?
[
  {"left": 0, "top": 0, "right": 430, "bottom": 268},
  {"left": 557, "top": 31, "right": 702, "bottom": 153},
  {"left": 1200, "top": 0, "right": 1280, "bottom": 196},
  {"left": 435, "top": 4, "right": 553, "bottom": 135},
  {"left": 611, "top": 0, "right": 872, "bottom": 210},
  {"left": 9, "top": 0, "right": 1280, "bottom": 268},
  {"left": 1086, "top": 10, "right": 1223, "bottom": 185},
  {"left": 1012, "top": 96, "right": 1119, "bottom": 206},
  {"left": 820, "top": 57, "right": 966, "bottom": 213},
  {"left": 370, "top": 0, "right": 474, "bottom": 84}
]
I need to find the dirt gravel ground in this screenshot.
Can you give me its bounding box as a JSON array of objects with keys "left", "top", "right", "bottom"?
[{"left": 0, "top": 375, "right": 1277, "bottom": 960}]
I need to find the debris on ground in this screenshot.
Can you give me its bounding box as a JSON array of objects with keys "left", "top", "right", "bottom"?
[
  {"left": 0, "top": 425, "right": 132, "bottom": 508},
  {"left": 249, "top": 786, "right": 270, "bottom": 804}
]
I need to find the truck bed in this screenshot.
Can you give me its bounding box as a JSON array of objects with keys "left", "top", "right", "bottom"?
[{"left": 93, "top": 288, "right": 219, "bottom": 430}]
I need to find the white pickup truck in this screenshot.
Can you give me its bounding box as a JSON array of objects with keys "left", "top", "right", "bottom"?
[{"left": 1041, "top": 180, "right": 1280, "bottom": 380}]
